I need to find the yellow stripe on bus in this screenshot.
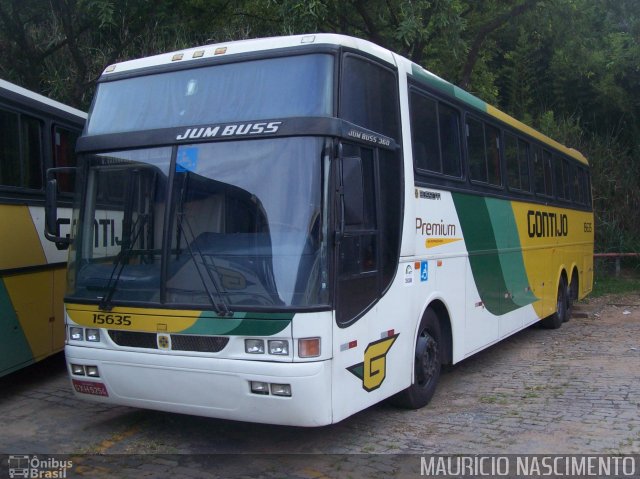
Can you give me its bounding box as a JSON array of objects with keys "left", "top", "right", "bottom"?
[
  {"left": 0, "top": 204, "right": 46, "bottom": 269},
  {"left": 510, "top": 201, "right": 594, "bottom": 318},
  {"left": 66, "top": 303, "right": 201, "bottom": 332}
]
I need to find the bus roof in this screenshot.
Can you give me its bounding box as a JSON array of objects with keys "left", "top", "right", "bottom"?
[
  {"left": 100, "top": 34, "right": 395, "bottom": 76},
  {"left": 0, "top": 79, "right": 87, "bottom": 120},
  {"left": 99, "top": 33, "right": 587, "bottom": 166}
]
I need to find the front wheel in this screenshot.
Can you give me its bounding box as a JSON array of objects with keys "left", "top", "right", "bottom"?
[{"left": 389, "top": 308, "right": 442, "bottom": 409}]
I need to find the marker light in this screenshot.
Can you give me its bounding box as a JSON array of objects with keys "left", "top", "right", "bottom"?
[
  {"left": 85, "top": 329, "right": 100, "bottom": 342},
  {"left": 85, "top": 366, "right": 100, "bottom": 377},
  {"left": 69, "top": 327, "right": 83, "bottom": 341},
  {"left": 245, "top": 339, "right": 265, "bottom": 354},
  {"left": 71, "top": 364, "right": 85, "bottom": 376},
  {"left": 298, "top": 338, "right": 321, "bottom": 358},
  {"left": 268, "top": 340, "right": 289, "bottom": 356},
  {"left": 250, "top": 381, "right": 269, "bottom": 395},
  {"left": 270, "top": 383, "right": 292, "bottom": 397}
]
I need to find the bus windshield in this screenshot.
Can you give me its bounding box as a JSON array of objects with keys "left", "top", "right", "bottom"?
[
  {"left": 86, "top": 54, "right": 334, "bottom": 135},
  {"left": 67, "top": 137, "right": 329, "bottom": 310}
]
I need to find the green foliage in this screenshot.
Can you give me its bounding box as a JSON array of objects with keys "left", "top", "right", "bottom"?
[
  {"left": 591, "top": 267, "right": 640, "bottom": 297},
  {"left": 0, "top": 0, "right": 638, "bottom": 253}
]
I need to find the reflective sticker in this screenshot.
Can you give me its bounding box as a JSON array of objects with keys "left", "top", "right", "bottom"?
[
  {"left": 176, "top": 147, "right": 198, "bottom": 172},
  {"left": 420, "top": 261, "right": 429, "bottom": 282}
]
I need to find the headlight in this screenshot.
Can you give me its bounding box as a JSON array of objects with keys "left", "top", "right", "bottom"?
[
  {"left": 250, "top": 381, "right": 269, "bottom": 395},
  {"left": 245, "top": 339, "right": 265, "bottom": 354},
  {"left": 69, "top": 327, "right": 83, "bottom": 341},
  {"left": 85, "top": 329, "right": 100, "bottom": 342},
  {"left": 268, "top": 340, "right": 289, "bottom": 356},
  {"left": 270, "top": 383, "right": 292, "bottom": 397}
]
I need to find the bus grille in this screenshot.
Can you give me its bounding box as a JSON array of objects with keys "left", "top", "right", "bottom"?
[{"left": 107, "top": 330, "right": 229, "bottom": 353}]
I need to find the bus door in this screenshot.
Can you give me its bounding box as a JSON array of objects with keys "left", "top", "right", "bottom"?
[{"left": 332, "top": 140, "right": 406, "bottom": 420}]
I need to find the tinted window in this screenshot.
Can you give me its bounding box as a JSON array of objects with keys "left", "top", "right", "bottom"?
[
  {"left": 440, "top": 103, "right": 462, "bottom": 177},
  {"left": 518, "top": 138, "right": 531, "bottom": 192},
  {"left": 466, "top": 117, "right": 501, "bottom": 186},
  {"left": 54, "top": 126, "right": 81, "bottom": 193},
  {"left": 485, "top": 124, "right": 501, "bottom": 186},
  {"left": 0, "top": 109, "right": 20, "bottom": 186},
  {"left": 88, "top": 54, "right": 334, "bottom": 135},
  {"left": 505, "top": 133, "right": 530, "bottom": 192},
  {"left": 410, "top": 90, "right": 462, "bottom": 178},
  {"left": 410, "top": 92, "right": 439, "bottom": 172},
  {"left": 543, "top": 150, "right": 553, "bottom": 196},
  {"left": 467, "top": 117, "right": 486, "bottom": 182},
  {"left": 340, "top": 55, "right": 399, "bottom": 139},
  {"left": 0, "top": 109, "right": 42, "bottom": 189}
]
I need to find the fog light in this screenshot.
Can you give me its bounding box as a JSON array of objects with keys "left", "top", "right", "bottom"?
[
  {"left": 85, "top": 366, "right": 99, "bottom": 377},
  {"left": 268, "top": 340, "right": 289, "bottom": 356},
  {"left": 71, "top": 364, "right": 85, "bottom": 376},
  {"left": 250, "top": 381, "right": 269, "bottom": 395},
  {"left": 69, "top": 327, "right": 83, "bottom": 341},
  {"left": 85, "top": 329, "right": 100, "bottom": 342},
  {"left": 298, "top": 337, "right": 321, "bottom": 358},
  {"left": 270, "top": 383, "right": 292, "bottom": 397},
  {"left": 245, "top": 339, "right": 265, "bottom": 354}
]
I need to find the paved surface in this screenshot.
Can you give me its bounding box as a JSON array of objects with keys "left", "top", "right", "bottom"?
[{"left": 1, "top": 293, "right": 639, "bottom": 477}]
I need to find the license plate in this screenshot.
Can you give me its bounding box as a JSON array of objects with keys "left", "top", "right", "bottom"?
[{"left": 72, "top": 379, "right": 109, "bottom": 397}]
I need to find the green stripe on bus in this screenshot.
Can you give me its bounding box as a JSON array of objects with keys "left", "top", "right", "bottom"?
[
  {"left": 411, "top": 64, "right": 455, "bottom": 96},
  {"left": 411, "top": 64, "right": 488, "bottom": 113},
  {"left": 452, "top": 194, "right": 537, "bottom": 315},
  {"left": 0, "top": 278, "right": 34, "bottom": 375},
  {"left": 452, "top": 86, "right": 487, "bottom": 113},
  {"left": 485, "top": 198, "right": 538, "bottom": 308},
  {"left": 181, "top": 312, "right": 293, "bottom": 336}
]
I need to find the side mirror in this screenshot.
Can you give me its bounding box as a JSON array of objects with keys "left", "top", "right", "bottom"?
[{"left": 44, "top": 167, "right": 76, "bottom": 249}]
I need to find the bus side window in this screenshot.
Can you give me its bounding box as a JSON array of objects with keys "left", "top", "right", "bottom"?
[
  {"left": 0, "top": 109, "right": 21, "bottom": 186},
  {"left": 467, "top": 117, "right": 486, "bottom": 183},
  {"left": 53, "top": 125, "right": 80, "bottom": 194},
  {"left": 339, "top": 54, "right": 399, "bottom": 139},
  {"left": 0, "top": 109, "right": 42, "bottom": 190},
  {"left": 505, "top": 134, "right": 531, "bottom": 192},
  {"left": 410, "top": 90, "right": 462, "bottom": 178},
  {"left": 485, "top": 124, "right": 501, "bottom": 186},
  {"left": 542, "top": 150, "right": 553, "bottom": 197}
]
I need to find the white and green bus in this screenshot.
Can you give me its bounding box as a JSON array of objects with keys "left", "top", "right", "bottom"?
[
  {"left": 0, "top": 79, "right": 85, "bottom": 377},
  {"left": 46, "top": 34, "right": 593, "bottom": 426}
]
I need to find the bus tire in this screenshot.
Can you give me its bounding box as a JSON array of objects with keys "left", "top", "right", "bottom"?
[
  {"left": 541, "top": 279, "right": 568, "bottom": 329},
  {"left": 566, "top": 273, "right": 578, "bottom": 322},
  {"left": 389, "top": 308, "right": 441, "bottom": 409}
]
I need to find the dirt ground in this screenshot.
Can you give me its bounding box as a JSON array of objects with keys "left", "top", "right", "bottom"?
[{"left": 1, "top": 292, "right": 639, "bottom": 477}]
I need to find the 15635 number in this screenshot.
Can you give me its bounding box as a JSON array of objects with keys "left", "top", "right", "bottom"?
[{"left": 92, "top": 313, "right": 132, "bottom": 326}]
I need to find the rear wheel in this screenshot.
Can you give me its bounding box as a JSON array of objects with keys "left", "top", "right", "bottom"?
[
  {"left": 389, "top": 308, "right": 442, "bottom": 409},
  {"left": 566, "top": 274, "right": 579, "bottom": 322},
  {"left": 541, "top": 279, "right": 568, "bottom": 329}
]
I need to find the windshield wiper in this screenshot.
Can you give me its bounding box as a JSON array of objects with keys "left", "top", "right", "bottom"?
[
  {"left": 98, "top": 213, "right": 147, "bottom": 311},
  {"left": 176, "top": 212, "right": 233, "bottom": 316}
]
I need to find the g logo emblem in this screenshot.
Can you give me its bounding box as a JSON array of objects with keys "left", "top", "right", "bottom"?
[{"left": 347, "top": 334, "right": 399, "bottom": 392}]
